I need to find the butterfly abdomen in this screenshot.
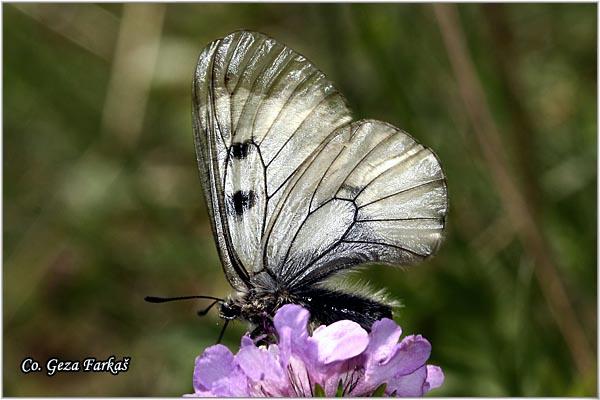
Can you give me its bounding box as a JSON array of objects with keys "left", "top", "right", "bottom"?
[{"left": 296, "top": 287, "right": 393, "bottom": 331}]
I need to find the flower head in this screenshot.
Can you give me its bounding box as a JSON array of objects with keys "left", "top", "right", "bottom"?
[{"left": 188, "top": 305, "right": 444, "bottom": 397}]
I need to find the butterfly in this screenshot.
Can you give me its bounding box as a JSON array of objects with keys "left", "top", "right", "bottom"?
[{"left": 147, "top": 30, "right": 447, "bottom": 342}]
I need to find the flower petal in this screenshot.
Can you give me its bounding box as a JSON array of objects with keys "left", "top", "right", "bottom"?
[
  {"left": 286, "top": 354, "right": 313, "bottom": 396},
  {"left": 386, "top": 365, "right": 428, "bottom": 397},
  {"left": 424, "top": 365, "right": 444, "bottom": 392},
  {"left": 366, "top": 318, "right": 403, "bottom": 364},
  {"left": 274, "top": 304, "right": 310, "bottom": 365},
  {"left": 193, "top": 344, "right": 236, "bottom": 391},
  {"left": 398, "top": 335, "right": 431, "bottom": 373},
  {"left": 310, "top": 320, "right": 369, "bottom": 364},
  {"left": 240, "top": 335, "right": 254, "bottom": 348},
  {"left": 362, "top": 334, "right": 431, "bottom": 393},
  {"left": 274, "top": 304, "right": 310, "bottom": 338},
  {"left": 385, "top": 335, "right": 432, "bottom": 375},
  {"left": 237, "top": 343, "right": 285, "bottom": 384},
  {"left": 209, "top": 368, "right": 250, "bottom": 397}
]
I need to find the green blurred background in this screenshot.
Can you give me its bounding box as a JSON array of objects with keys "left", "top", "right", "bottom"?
[{"left": 3, "top": 3, "right": 597, "bottom": 396}]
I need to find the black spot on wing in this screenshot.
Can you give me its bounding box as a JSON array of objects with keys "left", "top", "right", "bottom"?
[
  {"left": 229, "top": 190, "right": 256, "bottom": 216},
  {"left": 231, "top": 141, "right": 251, "bottom": 159},
  {"left": 340, "top": 183, "right": 361, "bottom": 198}
]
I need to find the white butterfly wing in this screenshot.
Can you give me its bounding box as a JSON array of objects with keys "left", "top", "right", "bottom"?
[
  {"left": 192, "top": 31, "right": 352, "bottom": 289},
  {"left": 263, "top": 120, "right": 447, "bottom": 289},
  {"left": 194, "top": 31, "right": 447, "bottom": 292}
]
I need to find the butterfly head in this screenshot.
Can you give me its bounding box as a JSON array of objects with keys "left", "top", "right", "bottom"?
[
  {"left": 219, "top": 289, "right": 296, "bottom": 338},
  {"left": 218, "top": 301, "right": 241, "bottom": 321}
]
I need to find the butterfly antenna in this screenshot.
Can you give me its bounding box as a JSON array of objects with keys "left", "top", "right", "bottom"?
[
  {"left": 144, "top": 295, "right": 224, "bottom": 303},
  {"left": 197, "top": 300, "right": 220, "bottom": 316},
  {"left": 216, "top": 320, "right": 230, "bottom": 344}
]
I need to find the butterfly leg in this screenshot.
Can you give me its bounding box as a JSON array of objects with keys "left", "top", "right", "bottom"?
[{"left": 216, "top": 320, "right": 230, "bottom": 344}]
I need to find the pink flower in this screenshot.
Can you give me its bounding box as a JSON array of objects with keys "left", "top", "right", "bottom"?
[{"left": 188, "top": 305, "right": 444, "bottom": 397}]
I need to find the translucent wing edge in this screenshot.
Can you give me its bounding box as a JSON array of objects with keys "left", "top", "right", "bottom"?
[{"left": 193, "top": 35, "right": 252, "bottom": 291}]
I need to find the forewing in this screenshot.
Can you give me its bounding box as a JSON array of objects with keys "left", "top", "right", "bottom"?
[
  {"left": 263, "top": 120, "right": 448, "bottom": 289},
  {"left": 192, "top": 31, "right": 352, "bottom": 288}
]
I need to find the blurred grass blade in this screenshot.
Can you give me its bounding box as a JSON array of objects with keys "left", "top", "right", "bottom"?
[{"left": 433, "top": 3, "right": 594, "bottom": 379}]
